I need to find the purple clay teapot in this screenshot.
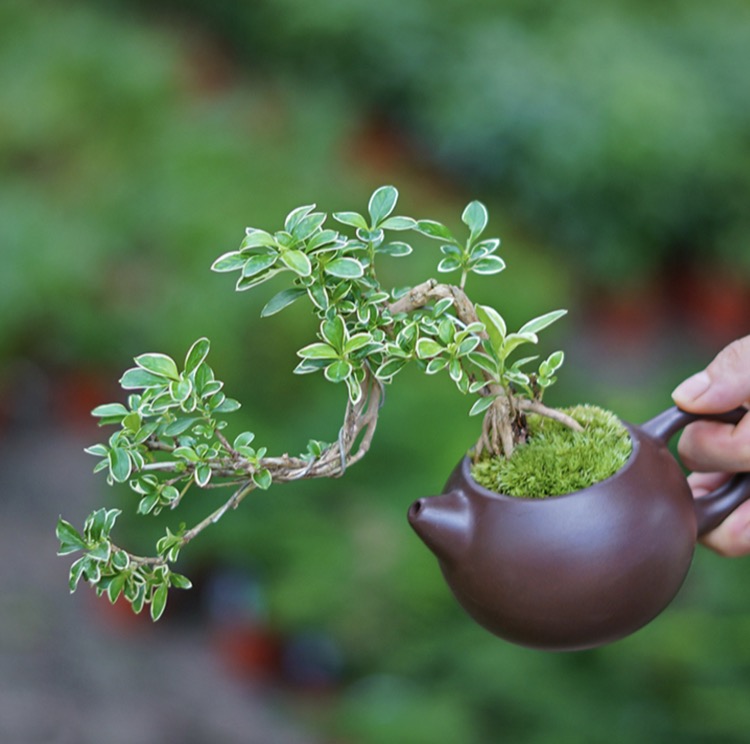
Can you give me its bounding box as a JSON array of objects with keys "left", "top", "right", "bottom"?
[{"left": 408, "top": 406, "right": 750, "bottom": 652}]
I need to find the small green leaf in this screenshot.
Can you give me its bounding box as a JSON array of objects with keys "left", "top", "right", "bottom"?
[
  {"left": 440, "top": 243, "right": 462, "bottom": 256},
  {"left": 333, "top": 211, "right": 368, "bottom": 229},
  {"left": 185, "top": 338, "right": 210, "bottom": 374},
  {"left": 475, "top": 305, "right": 507, "bottom": 355},
  {"left": 437, "top": 257, "right": 462, "bottom": 273},
  {"left": 292, "top": 212, "right": 327, "bottom": 241},
  {"left": 416, "top": 220, "right": 453, "bottom": 241},
  {"left": 174, "top": 446, "right": 199, "bottom": 462},
  {"left": 150, "top": 584, "right": 168, "bottom": 622},
  {"left": 134, "top": 353, "right": 179, "bottom": 381},
  {"left": 344, "top": 333, "right": 375, "bottom": 355},
  {"left": 294, "top": 359, "right": 327, "bottom": 375},
  {"left": 368, "top": 185, "right": 398, "bottom": 225},
  {"left": 297, "top": 342, "right": 338, "bottom": 360},
  {"left": 280, "top": 249, "right": 312, "bottom": 276},
  {"left": 85, "top": 443, "right": 109, "bottom": 458},
  {"left": 161, "top": 417, "right": 199, "bottom": 437},
  {"left": 518, "top": 309, "right": 567, "bottom": 336},
  {"left": 379, "top": 216, "right": 416, "bottom": 230},
  {"left": 505, "top": 369, "right": 531, "bottom": 386},
  {"left": 438, "top": 318, "right": 454, "bottom": 345},
  {"left": 471, "top": 255, "right": 506, "bottom": 275},
  {"left": 236, "top": 268, "right": 282, "bottom": 292},
  {"left": 325, "top": 257, "right": 365, "bottom": 279},
  {"left": 433, "top": 297, "right": 454, "bottom": 316},
  {"left": 242, "top": 252, "right": 279, "bottom": 277},
  {"left": 321, "top": 316, "right": 347, "bottom": 351},
  {"left": 194, "top": 464, "right": 212, "bottom": 487},
  {"left": 233, "top": 432, "right": 256, "bottom": 449},
  {"left": 510, "top": 355, "right": 540, "bottom": 371},
  {"left": 122, "top": 411, "right": 141, "bottom": 432},
  {"left": 129, "top": 584, "right": 146, "bottom": 614},
  {"left": 356, "top": 227, "right": 384, "bottom": 243},
  {"left": 305, "top": 439, "right": 327, "bottom": 459},
  {"left": 261, "top": 287, "right": 306, "bottom": 317},
  {"left": 240, "top": 229, "right": 277, "bottom": 250},
  {"left": 108, "top": 448, "right": 132, "bottom": 483},
  {"left": 253, "top": 468, "right": 273, "bottom": 490},
  {"left": 425, "top": 357, "right": 449, "bottom": 374},
  {"left": 457, "top": 336, "right": 481, "bottom": 356},
  {"left": 474, "top": 237, "right": 500, "bottom": 254},
  {"left": 56, "top": 518, "right": 87, "bottom": 555},
  {"left": 345, "top": 375, "right": 363, "bottom": 404},
  {"left": 68, "top": 557, "right": 88, "bottom": 592},
  {"left": 211, "top": 251, "right": 246, "bottom": 273},
  {"left": 120, "top": 367, "right": 167, "bottom": 390},
  {"left": 449, "top": 358, "right": 463, "bottom": 382},
  {"left": 461, "top": 200, "right": 488, "bottom": 239},
  {"left": 375, "top": 358, "right": 407, "bottom": 380},
  {"left": 469, "top": 396, "right": 497, "bottom": 416},
  {"left": 87, "top": 540, "right": 112, "bottom": 562},
  {"left": 107, "top": 572, "right": 128, "bottom": 604},
  {"left": 170, "top": 572, "right": 193, "bottom": 590},
  {"left": 545, "top": 350, "right": 565, "bottom": 372},
  {"left": 170, "top": 377, "right": 193, "bottom": 403},
  {"left": 307, "top": 229, "right": 340, "bottom": 251},
  {"left": 324, "top": 359, "right": 353, "bottom": 383},
  {"left": 137, "top": 492, "right": 159, "bottom": 515},
  {"left": 415, "top": 338, "right": 444, "bottom": 359},
  {"left": 377, "top": 241, "right": 413, "bottom": 257},
  {"left": 501, "top": 332, "right": 539, "bottom": 361},
  {"left": 307, "top": 282, "right": 329, "bottom": 311},
  {"left": 284, "top": 203, "right": 316, "bottom": 232},
  {"left": 91, "top": 403, "right": 129, "bottom": 420},
  {"left": 213, "top": 397, "right": 240, "bottom": 413}
]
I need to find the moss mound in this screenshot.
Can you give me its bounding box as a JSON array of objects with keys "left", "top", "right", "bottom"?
[{"left": 470, "top": 404, "right": 632, "bottom": 498}]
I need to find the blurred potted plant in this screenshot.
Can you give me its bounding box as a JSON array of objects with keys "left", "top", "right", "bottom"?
[{"left": 56, "top": 186, "right": 750, "bottom": 650}]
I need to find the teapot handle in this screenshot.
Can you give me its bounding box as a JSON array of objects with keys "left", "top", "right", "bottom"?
[{"left": 641, "top": 406, "right": 750, "bottom": 536}]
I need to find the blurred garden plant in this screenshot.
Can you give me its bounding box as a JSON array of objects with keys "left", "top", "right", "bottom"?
[{"left": 57, "top": 186, "right": 615, "bottom": 620}]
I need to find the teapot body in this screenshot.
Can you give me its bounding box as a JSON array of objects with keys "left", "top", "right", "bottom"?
[{"left": 410, "top": 423, "right": 697, "bottom": 651}]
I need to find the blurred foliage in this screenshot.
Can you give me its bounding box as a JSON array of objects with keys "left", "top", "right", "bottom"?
[
  {"left": 4, "top": 1, "right": 750, "bottom": 743},
  {"left": 112, "top": 0, "right": 750, "bottom": 284}
]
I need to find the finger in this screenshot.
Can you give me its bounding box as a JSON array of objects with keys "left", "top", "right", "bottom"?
[
  {"left": 672, "top": 336, "right": 750, "bottom": 414},
  {"left": 677, "top": 413, "right": 750, "bottom": 472},
  {"left": 687, "top": 471, "right": 730, "bottom": 497},
  {"left": 699, "top": 498, "right": 750, "bottom": 557}
]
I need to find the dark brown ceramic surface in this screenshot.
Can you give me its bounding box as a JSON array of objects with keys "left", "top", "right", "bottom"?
[{"left": 408, "top": 407, "right": 750, "bottom": 652}]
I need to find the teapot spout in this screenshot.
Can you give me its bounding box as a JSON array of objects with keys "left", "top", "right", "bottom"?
[{"left": 408, "top": 489, "right": 472, "bottom": 565}]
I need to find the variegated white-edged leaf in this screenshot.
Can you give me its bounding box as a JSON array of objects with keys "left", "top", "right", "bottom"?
[{"left": 518, "top": 309, "right": 567, "bottom": 335}]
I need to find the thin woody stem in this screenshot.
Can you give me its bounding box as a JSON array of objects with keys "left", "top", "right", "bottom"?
[{"left": 387, "top": 279, "right": 480, "bottom": 328}]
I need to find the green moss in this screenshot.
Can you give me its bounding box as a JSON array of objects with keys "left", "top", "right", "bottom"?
[{"left": 470, "top": 404, "right": 632, "bottom": 498}]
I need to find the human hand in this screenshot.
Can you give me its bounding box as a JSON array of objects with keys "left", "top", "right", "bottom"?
[{"left": 672, "top": 336, "right": 750, "bottom": 557}]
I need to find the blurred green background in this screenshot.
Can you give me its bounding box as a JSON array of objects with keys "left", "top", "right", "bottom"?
[{"left": 3, "top": 0, "right": 750, "bottom": 741}]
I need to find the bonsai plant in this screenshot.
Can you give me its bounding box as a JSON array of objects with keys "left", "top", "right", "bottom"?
[{"left": 56, "top": 186, "right": 750, "bottom": 649}]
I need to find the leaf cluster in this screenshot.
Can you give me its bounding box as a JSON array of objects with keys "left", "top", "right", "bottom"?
[
  {"left": 56, "top": 509, "right": 191, "bottom": 621},
  {"left": 212, "top": 186, "right": 566, "bottom": 418}
]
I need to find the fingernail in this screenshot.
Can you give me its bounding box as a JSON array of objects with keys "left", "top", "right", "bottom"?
[{"left": 672, "top": 371, "right": 711, "bottom": 405}]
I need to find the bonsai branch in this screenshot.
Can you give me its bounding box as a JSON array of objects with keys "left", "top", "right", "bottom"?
[
  {"left": 388, "top": 279, "right": 479, "bottom": 327},
  {"left": 516, "top": 398, "right": 584, "bottom": 432},
  {"left": 127, "top": 370, "right": 385, "bottom": 567}
]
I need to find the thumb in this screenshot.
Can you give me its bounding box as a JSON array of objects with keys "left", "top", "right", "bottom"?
[{"left": 672, "top": 336, "right": 750, "bottom": 413}]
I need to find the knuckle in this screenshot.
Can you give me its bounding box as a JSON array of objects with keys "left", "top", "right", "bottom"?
[{"left": 713, "top": 336, "right": 750, "bottom": 376}]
